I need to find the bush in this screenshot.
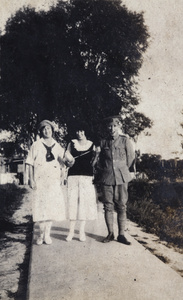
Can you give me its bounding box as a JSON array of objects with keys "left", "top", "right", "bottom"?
[
  {"left": 0, "top": 184, "right": 28, "bottom": 232},
  {"left": 136, "top": 153, "right": 183, "bottom": 182},
  {"left": 128, "top": 181, "right": 183, "bottom": 249},
  {"left": 0, "top": 184, "right": 26, "bottom": 214}
]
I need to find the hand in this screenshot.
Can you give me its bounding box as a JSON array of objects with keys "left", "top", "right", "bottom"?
[
  {"left": 66, "top": 159, "right": 75, "bottom": 168},
  {"left": 64, "top": 150, "right": 75, "bottom": 166},
  {"left": 30, "top": 179, "right": 37, "bottom": 190},
  {"left": 91, "top": 153, "right": 100, "bottom": 168},
  {"left": 91, "top": 158, "right": 97, "bottom": 168}
]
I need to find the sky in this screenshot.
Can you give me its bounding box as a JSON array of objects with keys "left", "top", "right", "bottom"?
[
  {"left": 122, "top": 0, "right": 183, "bottom": 159},
  {"left": 1, "top": 0, "right": 183, "bottom": 159}
]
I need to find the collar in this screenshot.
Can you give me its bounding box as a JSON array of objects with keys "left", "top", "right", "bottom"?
[{"left": 72, "top": 139, "right": 92, "bottom": 151}]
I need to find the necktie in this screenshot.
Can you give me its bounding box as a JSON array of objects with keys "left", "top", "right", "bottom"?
[{"left": 43, "top": 143, "right": 55, "bottom": 162}]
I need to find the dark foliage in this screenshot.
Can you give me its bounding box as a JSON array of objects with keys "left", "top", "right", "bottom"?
[
  {"left": 136, "top": 153, "right": 183, "bottom": 181},
  {"left": 0, "top": 184, "right": 27, "bottom": 224},
  {"left": 0, "top": 0, "right": 151, "bottom": 142}
]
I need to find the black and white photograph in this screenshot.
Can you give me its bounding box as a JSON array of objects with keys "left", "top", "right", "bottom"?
[{"left": 0, "top": 1, "right": 183, "bottom": 299}]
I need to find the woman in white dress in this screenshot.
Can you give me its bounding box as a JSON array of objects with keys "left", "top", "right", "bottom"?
[
  {"left": 65, "top": 122, "right": 98, "bottom": 242},
  {"left": 26, "top": 120, "right": 69, "bottom": 245}
]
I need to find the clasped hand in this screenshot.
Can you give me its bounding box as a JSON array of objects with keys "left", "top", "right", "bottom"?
[{"left": 30, "top": 180, "right": 37, "bottom": 190}]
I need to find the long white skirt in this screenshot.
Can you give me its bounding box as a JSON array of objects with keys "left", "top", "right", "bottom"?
[
  {"left": 67, "top": 176, "right": 98, "bottom": 220},
  {"left": 31, "top": 167, "right": 66, "bottom": 222}
]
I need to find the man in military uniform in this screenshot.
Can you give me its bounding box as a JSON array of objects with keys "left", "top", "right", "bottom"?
[{"left": 95, "top": 116, "right": 135, "bottom": 245}]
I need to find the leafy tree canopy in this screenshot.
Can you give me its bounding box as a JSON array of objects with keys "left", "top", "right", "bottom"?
[{"left": 0, "top": 0, "right": 152, "bottom": 146}]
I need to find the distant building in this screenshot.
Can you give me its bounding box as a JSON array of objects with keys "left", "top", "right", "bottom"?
[{"left": 0, "top": 155, "right": 27, "bottom": 185}]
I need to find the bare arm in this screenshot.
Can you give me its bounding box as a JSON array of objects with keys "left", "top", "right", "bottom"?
[
  {"left": 26, "top": 142, "right": 36, "bottom": 189},
  {"left": 91, "top": 146, "right": 101, "bottom": 168},
  {"left": 126, "top": 138, "right": 135, "bottom": 168},
  {"left": 28, "top": 165, "right": 36, "bottom": 189},
  {"left": 64, "top": 143, "right": 75, "bottom": 167}
]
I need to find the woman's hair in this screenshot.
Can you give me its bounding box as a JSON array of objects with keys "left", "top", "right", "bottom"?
[{"left": 74, "top": 121, "right": 89, "bottom": 137}]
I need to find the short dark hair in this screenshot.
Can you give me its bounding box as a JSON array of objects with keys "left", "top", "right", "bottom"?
[{"left": 74, "top": 121, "right": 89, "bottom": 137}]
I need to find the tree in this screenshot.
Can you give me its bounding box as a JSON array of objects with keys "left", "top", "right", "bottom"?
[{"left": 0, "top": 0, "right": 151, "bottom": 144}]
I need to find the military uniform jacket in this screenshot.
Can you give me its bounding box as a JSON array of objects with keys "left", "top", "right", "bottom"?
[{"left": 96, "top": 135, "right": 135, "bottom": 185}]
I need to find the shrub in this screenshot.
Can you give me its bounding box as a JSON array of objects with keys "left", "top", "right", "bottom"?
[{"left": 128, "top": 181, "right": 183, "bottom": 249}]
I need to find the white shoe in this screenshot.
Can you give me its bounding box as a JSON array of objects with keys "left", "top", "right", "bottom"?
[
  {"left": 44, "top": 236, "right": 52, "bottom": 245},
  {"left": 44, "top": 222, "right": 52, "bottom": 245},
  {"left": 36, "top": 235, "right": 44, "bottom": 245},
  {"left": 79, "top": 233, "right": 86, "bottom": 242},
  {"left": 66, "top": 233, "right": 74, "bottom": 242}
]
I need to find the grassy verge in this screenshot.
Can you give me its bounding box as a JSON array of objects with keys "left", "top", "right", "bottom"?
[
  {"left": 0, "top": 184, "right": 27, "bottom": 221},
  {"left": 0, "top": 184, "right": 33, "bottom": 300},
  {"left": 128, "top": 180, "right": 183, "bottom": 250},
  {"left": 0, "top": 184, "right": 29, "bottom": 241}
]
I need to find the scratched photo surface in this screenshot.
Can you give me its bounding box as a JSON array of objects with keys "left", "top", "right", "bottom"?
[{"left": 0, "top": 1, "right": 183, "bottom": 300}]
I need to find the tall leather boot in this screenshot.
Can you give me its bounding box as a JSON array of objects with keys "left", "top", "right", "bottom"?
[
  {"left": 117, "top": 210, "right": 126, "bottom": 236},
  {"left": 102, "top": 211, "right": 114, "bottom": 243},
  {"left": 117, "top": 211, "right": 131, "bottom": 245}
]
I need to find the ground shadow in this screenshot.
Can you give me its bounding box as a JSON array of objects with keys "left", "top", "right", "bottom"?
[{"left": 34, "top": 225, "right": 104, "bottom": 243}]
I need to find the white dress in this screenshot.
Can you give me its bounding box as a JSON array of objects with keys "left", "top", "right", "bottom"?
[
  {"left": 67, "top": 139, "right": 98, "bottom": 220},
  {"left": 26, "top": 138, "right": 66, "bottom": 222}
]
